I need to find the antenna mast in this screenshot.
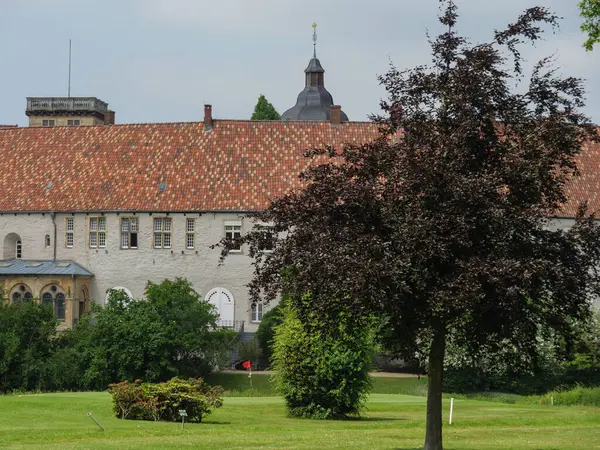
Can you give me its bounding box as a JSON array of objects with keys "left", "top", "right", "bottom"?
[{"left": 68, "top": 39, "right": 72, "bottom": 98}]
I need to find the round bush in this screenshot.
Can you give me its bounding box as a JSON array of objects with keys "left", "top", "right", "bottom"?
[{"left": 271, "top": 296, "right": 375, "bottom": 419}]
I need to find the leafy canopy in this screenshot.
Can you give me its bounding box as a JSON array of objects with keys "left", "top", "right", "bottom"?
[
  {"left": 251, "top": 94, "right": 280, "bottom": 120},
  {"left": 61, "top": 278, "right": 235, "bottom": 389},
  {"left": 580, "top": 0, "right": 600, "bottom": 51}
]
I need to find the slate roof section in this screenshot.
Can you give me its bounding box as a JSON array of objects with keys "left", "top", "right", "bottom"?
[
  {"left": 0, "top": 120, "right": 379, "bottom": 213},
  {"left": 0, "top": 260, "right": 93, "bottom": 276},
  {"left": 281, "top": 57, "right": 349, "bottom": 122},
  {"left": 281, "top": 85, "right": 350, "bottom": 122}
]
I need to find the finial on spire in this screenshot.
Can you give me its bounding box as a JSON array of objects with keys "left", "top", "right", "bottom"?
[{"left": 312, "top": 22, "right": 317, "bottom": 58}]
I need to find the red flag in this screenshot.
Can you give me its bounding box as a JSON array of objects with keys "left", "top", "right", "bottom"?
[{"left": 242, "top": 360, "right": 252, "bottom": 370}]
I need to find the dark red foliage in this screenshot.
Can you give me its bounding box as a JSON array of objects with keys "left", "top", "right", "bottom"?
[{"left": 217, "top": 2, "right": 600, "bottom": 449}]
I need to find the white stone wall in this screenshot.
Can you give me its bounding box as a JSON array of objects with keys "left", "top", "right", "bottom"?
[
  {"left": 2, "top": 214, "right": 596, "bottom": 329},
  {"left": 0, "top": 212, "right": 274, "bottom": 332}
]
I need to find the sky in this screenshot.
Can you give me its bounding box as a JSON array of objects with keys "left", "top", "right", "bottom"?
[{"left": 0, "top": 0, "right": 597, "bottom": 126}]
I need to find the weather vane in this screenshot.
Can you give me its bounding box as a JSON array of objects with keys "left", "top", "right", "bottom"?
[{"left": 312, "top": 22, "right": 317, "bottom": 58}]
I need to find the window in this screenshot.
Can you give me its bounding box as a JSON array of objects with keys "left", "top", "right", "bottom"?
[
  {"left": 65, "top": 218, "right": 74, "bottom": 247},
  {"left": 42, "top": 119, "right": 55, "bottom": 127},
  {"left": 15, "top": 240, "right": 22, "bottom": 259},
  {"left": 225, "top": 223, "right": 242, "bottom": 251},
  {"left": 67, "top": 119, "right": 80, "bottom": 126},
  {"left": 41, "top": 286, "right": 66, "bottom": 321},
  {"left": 251, "top": 302, "right": 263, "bottom": 322},
  {"left": 45, "top": 234, "right": 51, "bottom": 247},
  {"left": 186, "top": 218, "right": 195, "bottom": 249},
  {"left": 55, "top": 293, "right": 66, "bottom": 320},
  {"left": 258, "top": 226, "right": 275, "bottom": 252},
  {"left": 89, "top": 217, "right": 107, "bottom": 248},
  {"left": 153, "top": 217, "right": 172, "bottom": 248},
  {"left": 42, "top": 292, "right": 53, "bottom": 306},
  {"left": 11, "top": 284, "right": 33, "bottom": 304},
  {"left": 121, "top": 217, "right": 138, "bottom": 249}
]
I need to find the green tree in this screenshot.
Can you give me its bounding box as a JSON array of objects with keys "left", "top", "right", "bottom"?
[
  {"left": 60, "top": 278, "right": 236, "bottom": 390},
  {"left": 0, "top": 302, "right": 57, "bottom": 393},
  {"left": 251, "top": 94, "right": 280, "bottom": 120},
  {"left": 580, "top": 0, "right": 600, "bottom": 51},
  {"left": 219, "top": 3, "right": 600, "bottom": 448},
  {"left": 271, "top": 294, "right": 375, "bottom": 419}
]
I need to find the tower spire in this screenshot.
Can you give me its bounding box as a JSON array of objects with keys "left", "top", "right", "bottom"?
[{"left": 312, "top": 22, "right": 317, "bottom": 58}]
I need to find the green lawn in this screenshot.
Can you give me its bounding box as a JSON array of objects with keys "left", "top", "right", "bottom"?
[{"left": 1, "top": 391, "right": 600, "bottom": 449}]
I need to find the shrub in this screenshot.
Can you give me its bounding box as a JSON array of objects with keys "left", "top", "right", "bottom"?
[
  {"left": 441, "top": 329, "right": 569, "bottom": 396},
  {"left": 109, "top": 377, "right": 223, "bottom": 422},
  {"left": 271, "top": 294, "right": 375, "bottom": 419},
  {"left": 522, "top": 385, "right": 600, "bottom": 407}
]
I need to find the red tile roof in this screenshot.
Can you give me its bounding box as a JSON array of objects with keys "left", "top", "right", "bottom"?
[
  {"left": 0, "top": 121, "right": 597, "bottom": 217},
  {"left": 0, "top": 121, "right": 379, "bottom": 213},
  {"left": 561, "top": 140, "right": 600, "bottom": 218}
]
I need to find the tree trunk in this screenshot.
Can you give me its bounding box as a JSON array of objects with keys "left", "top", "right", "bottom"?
[{"left": 424, "top": 327, "right": 446, "bottom": 450}]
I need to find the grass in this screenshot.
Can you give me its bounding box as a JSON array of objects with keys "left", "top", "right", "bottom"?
[{"left": 2, "top": 390, "right": 600, "bottom": 449}]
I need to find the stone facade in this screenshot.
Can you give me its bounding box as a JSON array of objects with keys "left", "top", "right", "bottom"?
[
  {"left": 0, "top": 211, "right": 272, "bottom": 332},
  {"left": 0, "top": 274, "right": 92, "bottom": 330}
]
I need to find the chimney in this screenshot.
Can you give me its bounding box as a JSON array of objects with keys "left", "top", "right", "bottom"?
[
  {"left": 330, "top": 105, "right": 342, "bottom": 125},
  {"left": 104, "top": 110, "right": 115, "bottom": 125},
  {"left": 204, "top": 104, "right": 213, "bottom": 131}
]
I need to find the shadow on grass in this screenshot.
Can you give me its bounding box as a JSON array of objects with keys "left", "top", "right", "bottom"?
[
  {"left": 202, "top": 421, "right": 233, "bottom": 425},
  {"left": 347, "top": 417, "right": 408, "bottom": 422}
]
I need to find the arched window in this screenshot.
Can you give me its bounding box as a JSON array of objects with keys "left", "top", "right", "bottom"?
[
  {"left": 42, "top": 292, "right": 53, "bottom": 306},
  {"left": 3, "top": 233, "right": 21, "bottom": 259},
  {"left": 45, "top": 235, "right": 51, "bottom": 247},
  {"left": 10, "top": 284, "right": 33, "bottom": 304},
  {"left": 105, "top": 286, "right": 133, "bottom": 304},
  {"left": 40, "top": 285, "right": 66, "bottom": 321},
  {"left": 55, "top": 293, "right": 66, "bottom": 320},
  {"left": 15, "top": 240, "right": 22, "bottom": 259}
]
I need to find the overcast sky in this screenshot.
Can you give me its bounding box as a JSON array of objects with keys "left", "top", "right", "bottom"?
[{"left": 0, "top": 0, "right": 597, "bottom": 126}]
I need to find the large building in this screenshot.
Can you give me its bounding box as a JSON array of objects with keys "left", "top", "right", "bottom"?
[
  {"left": 25, "top": 97, "right": 115, "bottom": 127},
  {"left": 1, "top": 42, "right": 599, "bottom": 332},
  {"left": 0, "top": 99, "right": 378, "bottom": 331}
]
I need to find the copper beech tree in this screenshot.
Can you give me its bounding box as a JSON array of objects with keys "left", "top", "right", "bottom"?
[{"left": 218, "top": 2, "right": 600, "bottom": 449}]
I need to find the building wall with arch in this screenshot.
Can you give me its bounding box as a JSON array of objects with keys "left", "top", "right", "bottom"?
[
  {"left": 0, "top": 211, "right": 276, "bottom": 332},
  {"left": 0, "top": 274, "right": 93, "bottom": 329}
]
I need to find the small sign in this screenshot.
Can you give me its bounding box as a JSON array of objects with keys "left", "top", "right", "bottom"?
[{"left": 179, "top": 410, "right": 188, "bottom": 417}]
